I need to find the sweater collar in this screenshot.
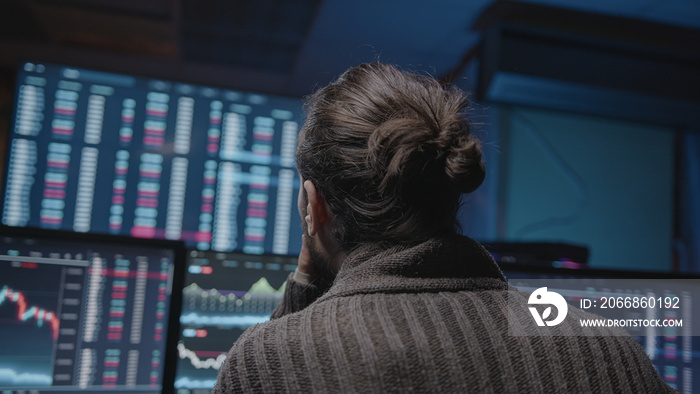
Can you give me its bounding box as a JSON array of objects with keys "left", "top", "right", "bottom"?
[{"left": 317, "top": 233, "right": 508, "bottom": 301}]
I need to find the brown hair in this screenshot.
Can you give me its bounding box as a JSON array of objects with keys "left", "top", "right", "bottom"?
[{"left": 296, "top": 63, "right": 484, "bottom": 250}]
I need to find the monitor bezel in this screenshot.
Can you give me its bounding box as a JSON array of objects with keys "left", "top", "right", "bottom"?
[{"left": 498, "top": 261, "right": 700, "bottom": 280}]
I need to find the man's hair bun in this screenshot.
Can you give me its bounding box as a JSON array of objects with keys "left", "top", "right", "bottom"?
[
  {"left": 364, "top": 80, "right": 485, "bottom": 197},
  {"left": 442, "top": 131, "right": 486, "bottom": 194}
]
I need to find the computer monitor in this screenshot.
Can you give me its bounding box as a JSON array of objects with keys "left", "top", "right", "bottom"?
[
  {"left": 1, "top": 60, "right": 303, "bottom": 255},
  {"left": 500, "top": 262, "right": 700, "bottom": 393},
  {"left": 0, "top": 225, "right": 185, "bottom": 393},
  {"left": 173, "top": 250, "right": 296, "bottom": 393}
]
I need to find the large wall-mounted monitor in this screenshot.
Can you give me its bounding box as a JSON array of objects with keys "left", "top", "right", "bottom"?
[
  {"left": 0, "top": 226, "right": 185, "bottom": 392},
  {"left": 1, "top": 61, "right": 304, "bottom": 255}
]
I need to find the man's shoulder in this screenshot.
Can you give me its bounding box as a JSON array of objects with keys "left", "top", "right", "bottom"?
[{"left": 233, "top": 308, "right": 310, "bottom": 349}]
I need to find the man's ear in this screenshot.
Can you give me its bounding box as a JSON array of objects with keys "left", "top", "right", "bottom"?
[{"left": 303, "top": 180, "right": 327, "bottom": 236}]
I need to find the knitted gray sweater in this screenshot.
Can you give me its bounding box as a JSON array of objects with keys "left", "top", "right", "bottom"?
[{"left": 213, "top": 234, "right": 674, "bottom": 393}]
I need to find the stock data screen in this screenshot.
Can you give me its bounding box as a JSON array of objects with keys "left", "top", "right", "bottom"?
[
  {"left": 502, "top": 264, "right": 700, "bottom": 393},
  {"left": 174, "top": 250, "right": 296, "bottom": 392},
  {"left": 0, "top": 227, "right": 184, "bottom": 392},
  {"left": 2, "top": 61, "right": 303, "bottom": 255}
]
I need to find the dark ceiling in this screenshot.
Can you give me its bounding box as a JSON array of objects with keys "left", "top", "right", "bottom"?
[{"left": 1, "top": 0, "right": 699, "bottom": 98}]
